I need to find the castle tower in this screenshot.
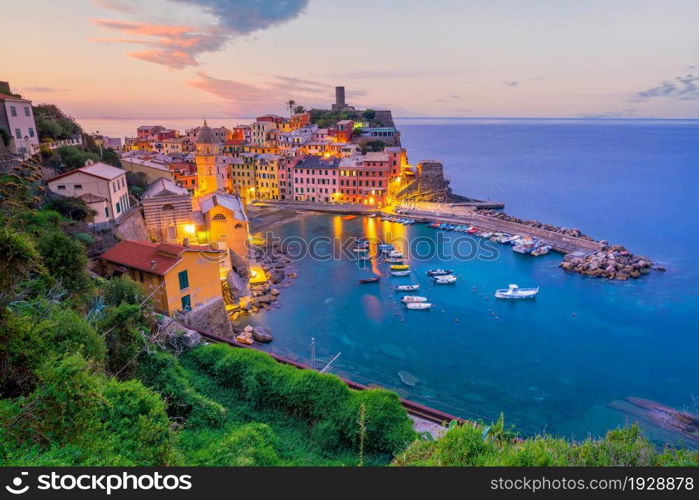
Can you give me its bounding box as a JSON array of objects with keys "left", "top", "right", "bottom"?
[
  {"left": 332, "top": 86, "right": 346, "bottom": 111},
  {"left": 194, "top": 119, "right": 221, "bottom": 197}
]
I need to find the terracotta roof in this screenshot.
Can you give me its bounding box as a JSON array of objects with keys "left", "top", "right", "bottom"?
[
  {"left": 79, "top": 192, "right": 107, "bottom": 203},
  {"left": 101, "top": 240, "right": 219, "bottom": 276},
  {"left": 0, "top": 92, "right": 31, "bottom": 102}
]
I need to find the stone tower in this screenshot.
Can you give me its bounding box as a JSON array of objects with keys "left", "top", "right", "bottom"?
[
  {"left": 194, "top": 119, "right": 220, "bottom": 197},
  {"left": 332, "top": 86, "right": 346, "bottom": 111}
]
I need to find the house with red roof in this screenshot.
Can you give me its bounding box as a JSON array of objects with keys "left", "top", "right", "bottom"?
[{"left": 100, "top": 240, "right": 224, "bottom": 315}]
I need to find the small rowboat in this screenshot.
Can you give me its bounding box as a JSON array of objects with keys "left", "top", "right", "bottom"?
[
  {"left": 390, "top": 264, "right": 410, "bottom": 270},
  {"left": 427, "top": 269, "right": 453, "bottom": 276},
  {"left": 394, "top": 284, "right": 420, "bottom": 291},
  {"left": 495, "top": 284, "right": 539, "bottom": 299},
  {"left": 342, "top": 215, "right": 357, "bottom": 220},
  {"left": 390, "top": 270, "right": 411, "bottom": 277},
  {"left": 401, "top": 295, "right": 428, "bottom": 303},
  {"left": 405, "top": 302, "right": 432, "bottom": 310},
  {"left": 530, "top": 245, "right": 551, "bottom": 256},
  {"left": 433, "top": 274, "right": 457, "bottom": 284},
  {"left": 359, "top": 277, "right": 380, "bottom": 284}
]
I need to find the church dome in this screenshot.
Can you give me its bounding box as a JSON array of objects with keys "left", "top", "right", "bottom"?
[{"left": 195, "top": 119, "right": 219, "bottom": 144}]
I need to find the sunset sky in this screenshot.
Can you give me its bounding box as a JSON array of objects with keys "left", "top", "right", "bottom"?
[{"left": 2, "top": 0, "right": 698, "bottom": 119}]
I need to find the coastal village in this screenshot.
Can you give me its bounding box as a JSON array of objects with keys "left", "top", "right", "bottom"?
[{"left": 1, "top": 82, "right": 659, "bottom": 345}]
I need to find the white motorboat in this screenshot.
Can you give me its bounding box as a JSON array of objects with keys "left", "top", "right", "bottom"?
[
  {"left": 390, "top": 270, "right": 411, "bottom": 277},
  {"left": 530, "top": 245, "right": 551, "bottom": 256},
  {"left": 405, "top": 302, "right": 432, "bottom": 310},
  {"left": 433, "top": 274, "right": 457, "bottom": 284},
  {"left": 426, "top": 269, "right": 453, "bottom": 276},
  {"left": 401, "top": 295, "right": 428, "bottom": 303},
  {"left": 385, "top": 257, "right": 404, "bottom": 263},
  {"left": 394, "top": 284, "right": 420, "bottom": 291},
  {"left": 388, "top": 250, "right": 403, "bottom": 258},
  {"left": 495, "top": 284, "right": 539, "bottom": 299}
]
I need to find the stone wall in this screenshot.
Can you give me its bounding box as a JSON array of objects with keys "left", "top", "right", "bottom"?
[{"left": 114, "top": 205, "right": 149, "bottom": 241}]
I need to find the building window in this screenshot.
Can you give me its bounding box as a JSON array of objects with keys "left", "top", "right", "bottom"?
[
  {"left": 116, "top": 202, "right": 121, "bottom": 214},
  {"left": 181, "top": 294, "right": 191, "bottom": 311},
  {"left": 28, "top": 127, "right": 35, "bottom": 138},
  {"left": 10, "top": 106, "right": 16, "bottom": 117},
  {"left": 104, "top": 206, "right": 109, "bottom": 217},
  {"left": 74, "top": 184, "right": 82, "bottom": 190},
  {"left": 178, "top": 270, "right": 189, "bottom": 290},
  {"left": 24, "top": 106, "right": 30, "bottom": 117},
  {"left": 15, "top": 128, "right": 21, "bottom": 139},
  {"left": 57, "top": 184, "right": 66, "bottom": 190}
]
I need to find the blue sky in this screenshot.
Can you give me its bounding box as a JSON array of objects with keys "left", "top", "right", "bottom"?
[{"left": 1, "top": 0, "right": 697, "bottom": 118}]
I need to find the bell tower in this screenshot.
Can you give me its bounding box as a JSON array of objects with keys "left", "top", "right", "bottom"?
[{"left": 194, "top": 119, "right": 220, "bottom": 197}]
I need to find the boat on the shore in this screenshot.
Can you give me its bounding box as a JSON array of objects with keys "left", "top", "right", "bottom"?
[
  {"left": 405, "top": 302, "right": 432, "bottom": 310},
  {"left": 390, "top": 270, "right": 411, "bottom": 277},
  {"left": 495, "top": 284, "right": 539, "bottom": 299},
  {"left": 401, "top": 295, "right": 428, "bottom": 303},
  {"left": 390, "top": 264, "right": 410, "bottom": 270},
  {"left": 359, "top": 277, "right": 380, "bottom": 284},
  {"left": 433, "top": 274, "right": 457, "bottom": 284},
  {"left": 394, "top": 284, "right": 420, "bottom": 291},
  {"left": 427, "top": 269, "right": 453, "bottom": 276}
]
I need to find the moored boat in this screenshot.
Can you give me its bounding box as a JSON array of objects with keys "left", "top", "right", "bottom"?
[
  {"left": 426, "top": 269, "right": 453, "bottom": 276},
  {"left": 401, "top": 295, "right": 428, "bottom": 303},
  {"left": 433, "top": 274, "right": 457, "bottom": 284},
  {"left": 390, "top": 264, "right": 410, "bottom": 270},
  {"left": 390, "top": 270, "right": 411, "bottom": 277},
  {"left": 394, "top": 284, "right": 420, "bottom": 291},
  {"left": 495, "top": 284, "right": 539, "bottom": 299},
  {"left": 531, "top": 245, "right": 551, "bottom": 256},
  {"left": 359, "top": 277, "right": 380, "bottom": 284},
  {"left": 385, "top": 257, "right": 403, "bottom": 263},
  {"left": 388, "top": 250, "right": 403, "bottom": 258},
  {"left": 405, "top": 302, "right": 432, "bottom": 310}
]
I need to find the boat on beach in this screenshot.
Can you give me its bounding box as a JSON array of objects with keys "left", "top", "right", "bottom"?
[
  {"left": 359, "top": 277, "right": 380, "bottom": 284},
  {"left": 427, "top": 269, "right": 453, "bottom": 276},
  {"left": 390, "top": 270, "right": 411, "bottom": 277},
  {"left": 394, "top": 284, "right": 420, "bottom": 291},
  {"left": 401, "top": 295, "right": 428, "bottom": 303},
  {"left": 495, "top": 284, "right": 539, "bottom": 299},
  {"left": 405, "top": 302, "right": 432, "bottom": 310}
]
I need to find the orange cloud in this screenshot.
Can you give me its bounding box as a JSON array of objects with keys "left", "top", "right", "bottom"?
[{"left": 91, "top": 19, "right": 228, "bottom": 69}]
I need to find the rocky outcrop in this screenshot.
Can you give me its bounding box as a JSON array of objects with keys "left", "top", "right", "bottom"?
[
  {"left": 183, "top": 297, "right": 234, "bottom": 337},
  {"left": 252, "top": 326, "right": 273, "bottom": 343},
  {"left": 559, "top": 246, "right": 653, "bottom": 280},
  {"left": 157, "top": 316, "right": 202, "bottom": 353}
]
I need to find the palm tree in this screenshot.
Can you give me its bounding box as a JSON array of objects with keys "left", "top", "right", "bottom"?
[{"left": 286, "top": 99, "right": 296, "bottom": 117}]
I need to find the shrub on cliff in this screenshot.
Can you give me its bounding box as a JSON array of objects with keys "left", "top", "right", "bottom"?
[{"left": 185, "top": 343, "right": 416, "bottom": 456}]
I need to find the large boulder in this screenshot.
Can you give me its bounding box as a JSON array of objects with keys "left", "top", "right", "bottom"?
[
  {"left": 159, "top": 317, "right": 202, "bottom": 352},
  {"left": 183, "top": 297, "right": 234, "bottom": 338},
  {"left": 253, "top": 326, "right": 273, "bottom": 343}
]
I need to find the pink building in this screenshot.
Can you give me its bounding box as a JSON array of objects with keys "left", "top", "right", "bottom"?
[
  {"left": 337, "top": 152, "right": 391, "bottom": 206},
  {"left": 293, "top": 156, "right": 341, "bottom": 202}
]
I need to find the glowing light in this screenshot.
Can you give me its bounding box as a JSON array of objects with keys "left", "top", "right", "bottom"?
[{"left": 183, "top": 224, "right": 195, "bottom": 235}]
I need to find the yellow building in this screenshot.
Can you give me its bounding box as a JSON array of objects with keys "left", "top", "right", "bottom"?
[
  {"left": 100, "top": 240, "right": 224, "bottom": 315},
  {"left": 254, "top": 154, "right": 280, "bottom": 200},
  {"left": 194, "top": 120, "right": 221, "bottom": 197},
  {"left": 196, "top": 192, "right": 250, "bottom": 260}
]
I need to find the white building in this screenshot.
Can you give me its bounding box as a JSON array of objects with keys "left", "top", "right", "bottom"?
[
  {"left": 47, "top": 161, "right": 130, "bottom": 224},
  {"left": 0, "top": 89, "right": 39, "bottom": 158}
]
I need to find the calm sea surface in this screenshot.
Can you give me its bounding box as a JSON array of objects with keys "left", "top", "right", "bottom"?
[
  {"left": 85, "top": 116, "right": 699, "bottom": 443},
  {"left": 249, "top": 119, "right": 699, "bottom": 444}
]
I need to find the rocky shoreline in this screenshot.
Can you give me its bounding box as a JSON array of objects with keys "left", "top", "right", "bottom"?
[{"left": 475, "top": 208, "right": 598, "bottom": 242}]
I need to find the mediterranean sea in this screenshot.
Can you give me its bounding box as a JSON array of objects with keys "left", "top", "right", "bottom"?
[{"left": 248, "top": 118, "right": 699, "bottom": 444}]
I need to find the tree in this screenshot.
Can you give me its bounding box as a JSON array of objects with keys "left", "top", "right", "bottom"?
[
  {"left": 293, "top": 105, "right": 306, "bottom": 115},
  {"left": 0, "top": 226, "right": 42, "bottom": 312},
  {"left": 45, "top": 196, "right": 96, "bottom": 222},
  {"left": 37, "top": 230, "right": 91, "bottom": 295},
  {"left": 33, "top": 104, "right": 83, "bottom": 141},
  {"left": 56, "top": 146, "right": 99, "bottom": 171},
  {"left": 362, "top": 109, "right": 376, "bottom": 121}
]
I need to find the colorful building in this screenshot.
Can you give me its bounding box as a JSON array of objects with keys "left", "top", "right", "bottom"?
[
  {"left": 0, "top": 86, "right": 39, "bottom": 158},
  {"left": 293, "top": 156, "right": 341, "bottom": 202},
  {"left": 100, "top": 240, "right": 224, "bottom": 315}
]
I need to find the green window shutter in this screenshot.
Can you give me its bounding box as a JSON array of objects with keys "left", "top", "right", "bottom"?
[
  {"left": 181, "top": 294, "right": 191, "bottom": 311},
  {"left": 178, "top": 270, "right": 189, "bottom": 290}
]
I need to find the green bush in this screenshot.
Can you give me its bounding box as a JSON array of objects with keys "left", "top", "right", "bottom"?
[
  {"left": 186, "top": 344, "right": 416, "bottom": 456},
  {"left": 102, "top": 276, "right": 149, "bottom": 308},
  {"left": 37, "top": 230, "right": 91, "bottom": 295},
  {"left": 137, "top": 350, "right": 226, "bottom": 428}
]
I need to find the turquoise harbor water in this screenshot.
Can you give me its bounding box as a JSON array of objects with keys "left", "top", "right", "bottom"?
[{"left": 248, "top": 119, "right": 699, "bottom": 444}]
